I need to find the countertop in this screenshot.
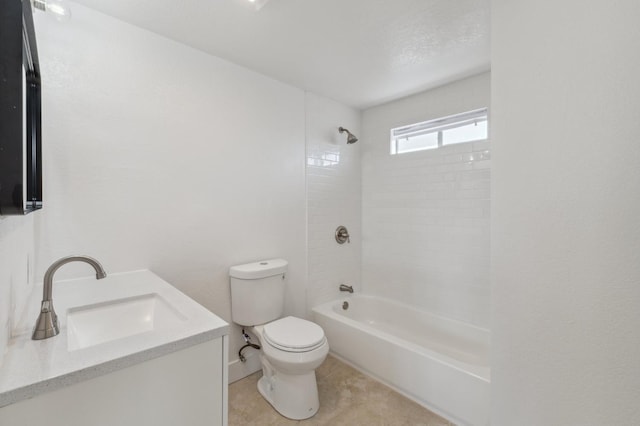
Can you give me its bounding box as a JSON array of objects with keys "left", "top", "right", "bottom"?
[{"left": 0, "top": 270, "right": 229, "bottom": 408}]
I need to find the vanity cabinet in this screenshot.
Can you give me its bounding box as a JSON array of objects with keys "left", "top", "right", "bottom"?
[
  {"left": 0, "top": 270, "right": 229, "bottom": 426},
  {"left": 0, "top": 337, "right": 228, "bottom": 426}
]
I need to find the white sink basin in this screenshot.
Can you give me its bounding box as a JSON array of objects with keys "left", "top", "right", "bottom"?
[{"left": 67, "top": 293, "right": 187, "bottom": 351}]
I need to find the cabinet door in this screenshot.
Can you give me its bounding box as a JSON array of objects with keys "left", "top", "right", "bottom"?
[{"left": 0, "top": 338, "right": 226, "bottom": 426}]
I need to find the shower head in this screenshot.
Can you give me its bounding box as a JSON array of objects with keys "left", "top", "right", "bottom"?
[{"left": 338, "top": 127, "right": 358, "bottom": 144}]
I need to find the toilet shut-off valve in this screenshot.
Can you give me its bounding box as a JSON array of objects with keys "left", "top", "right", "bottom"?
[{"left": 239, "top": 328, "right": 261, "bottom": 362}]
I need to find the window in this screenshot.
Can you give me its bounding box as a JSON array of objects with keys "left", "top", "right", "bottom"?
[{"left": 390, "top": 108, "right": 488, "bottom": 155}]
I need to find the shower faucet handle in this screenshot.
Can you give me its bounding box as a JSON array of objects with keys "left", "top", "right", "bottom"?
[{"left": 335, "top": 226, "right": 350, "bottom": 244}]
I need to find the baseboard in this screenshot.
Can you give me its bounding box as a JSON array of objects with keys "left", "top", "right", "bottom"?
[{"left": 228, "top": 351, "right": 261, "bottom": 384}]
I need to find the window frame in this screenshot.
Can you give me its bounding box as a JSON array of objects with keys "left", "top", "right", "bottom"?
[{"left": 390, "top": 108, "right": 488, "bottom": 155}]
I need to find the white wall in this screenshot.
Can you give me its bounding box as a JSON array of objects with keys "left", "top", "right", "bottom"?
[
  {"left": 361, "top": 73, "right": 491, "bottom": 327},
  {"left": 0, "top": 217, "right": 35, "bottom": 366},
  {"left": 32, "top": 4, "right": 307, "bottom": 372},
  {"left": 305, "top": 93, "right": 361, "bottom": 310},
  {"left": 492, "top": 2, "right": 640, "bottom": 425}
]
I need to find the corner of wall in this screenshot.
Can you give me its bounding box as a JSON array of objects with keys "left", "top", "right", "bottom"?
[{"left": 305, "top": 92, "right": 363, "bottom": 312}]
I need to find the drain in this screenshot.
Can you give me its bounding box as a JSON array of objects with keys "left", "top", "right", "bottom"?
[{"left": 342, "top": 301, "right": 349, "bottom": 310}]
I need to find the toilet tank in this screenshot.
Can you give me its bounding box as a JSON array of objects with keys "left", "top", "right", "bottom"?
[{"left": 229, "top": 259, "right": 288, "bottom": 326}]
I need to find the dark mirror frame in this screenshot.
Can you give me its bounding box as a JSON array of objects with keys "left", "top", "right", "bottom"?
[{"left": 0, "top": 0, "right": 43, "bottom": 215}]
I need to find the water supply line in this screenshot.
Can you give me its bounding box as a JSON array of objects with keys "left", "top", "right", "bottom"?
[{"left": 238, "top": 329, "right": 260, "bottom": 362}]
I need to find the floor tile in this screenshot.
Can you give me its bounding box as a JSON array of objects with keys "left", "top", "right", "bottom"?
[{"left": 228, "top": 355, "right": 454, "bottom": 426}]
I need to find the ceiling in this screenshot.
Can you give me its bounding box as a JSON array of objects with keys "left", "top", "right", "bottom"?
[{"left": 71, "top": 0, "right": 490, "bottom": 109}]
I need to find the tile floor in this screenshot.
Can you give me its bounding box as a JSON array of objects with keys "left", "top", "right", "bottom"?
[{"left": 229, "top": 355, "right": 454, "bottom": 425}]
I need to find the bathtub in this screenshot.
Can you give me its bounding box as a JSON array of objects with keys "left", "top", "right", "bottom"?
[{"left": 312, "top": 295, "right": 490, "bottom": 426}]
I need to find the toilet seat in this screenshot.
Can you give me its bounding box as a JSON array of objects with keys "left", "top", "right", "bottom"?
[{"left": 263, "top": 316, "right": 326, "bottom": 353}]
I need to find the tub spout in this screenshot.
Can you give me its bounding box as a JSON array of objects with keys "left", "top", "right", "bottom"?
[{"left": 339, "top": 284, "right": 354, "bottom": 293}]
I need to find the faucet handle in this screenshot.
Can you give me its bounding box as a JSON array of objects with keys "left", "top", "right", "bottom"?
[
  {"left": 32, "top": 301, "right": 60, "bottom": 340},
  {"left": 335, "top": 226, "right": 350, "bottom": 244}
]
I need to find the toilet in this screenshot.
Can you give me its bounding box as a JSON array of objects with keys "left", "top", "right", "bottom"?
[{"left": 229, "top": 259, "right": 329, "bottom": 420}]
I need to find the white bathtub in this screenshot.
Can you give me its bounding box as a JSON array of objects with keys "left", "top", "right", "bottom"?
[{"left": 312, "top": 295, "right": 490, "bottom": 426}]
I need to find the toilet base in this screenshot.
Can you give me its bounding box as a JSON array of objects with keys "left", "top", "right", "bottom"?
[{"left": 257, "top": 358, "right": 320, "bottom": 420}]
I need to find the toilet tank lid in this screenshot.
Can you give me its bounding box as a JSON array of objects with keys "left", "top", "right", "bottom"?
[{"left": 229, "top": 258, "right": 288, "bottom": 279}]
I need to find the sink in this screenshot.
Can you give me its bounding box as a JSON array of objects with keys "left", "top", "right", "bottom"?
[
  {"left": 67, "top": 293, "right": 187, "bottom": 351},
  {"left": 0, "top": 270, "right": 230, "bottom": 412}
]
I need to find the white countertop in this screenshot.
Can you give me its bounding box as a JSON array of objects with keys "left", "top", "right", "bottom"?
[{"left": 0, "top": 270, "right": 229, "bottom": 408}]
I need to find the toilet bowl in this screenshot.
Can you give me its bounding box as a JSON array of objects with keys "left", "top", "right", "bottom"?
[
  {"left": 251, "top": 316, "right": 329, "bottom": 419},
  {"left": 229, "top": 259, "right": 330, "bottom": 420}
]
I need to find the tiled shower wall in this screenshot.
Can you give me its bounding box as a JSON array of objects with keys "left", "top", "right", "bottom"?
[
  {"left": 0, "top": 216, "right": 35, "bottom": 366},
  {"left": 361, "top": 73, "right": 491, "bottom": 327},
  {"left": 305, "top": 93, "right": 361, "bottom": 311}
]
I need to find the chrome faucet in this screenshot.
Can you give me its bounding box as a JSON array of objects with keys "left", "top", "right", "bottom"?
[
  {"left": 32, "top": 255, "right": 107, "bottom": 340},
  {"left": 339, "top": 284, "right": 354, "bottom": 293}
]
